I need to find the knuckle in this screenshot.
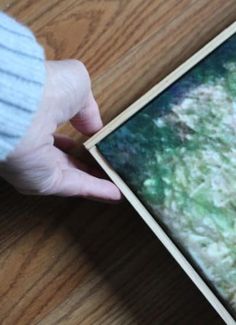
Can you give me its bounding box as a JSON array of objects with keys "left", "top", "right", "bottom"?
[
  {"left": 65, "top": 59, "right": 92, "bottom": 109},
  {"left": 15, "top": 169, "right": 63, "bottom": 196},
  {"left": 71, "top": 59, "right": 91, "bottom": 87}
]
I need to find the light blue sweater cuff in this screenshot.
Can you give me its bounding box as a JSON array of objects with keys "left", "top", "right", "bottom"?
[{"left": 0, "top": 12, "right": 45, "bottom": 160}]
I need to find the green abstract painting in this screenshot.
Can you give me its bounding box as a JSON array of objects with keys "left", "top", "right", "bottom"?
[{"left": 98, "top": 34, "right": 236, "bottom": 315}]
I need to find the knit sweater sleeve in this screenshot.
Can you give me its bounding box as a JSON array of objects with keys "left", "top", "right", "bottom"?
[{"left": 0, "top": 12, "right": 45, "bottom": 160}]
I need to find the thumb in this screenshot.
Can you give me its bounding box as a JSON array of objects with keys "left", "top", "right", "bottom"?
[{"left": 51, "top": 167, "right": 122, "bottom": 201}]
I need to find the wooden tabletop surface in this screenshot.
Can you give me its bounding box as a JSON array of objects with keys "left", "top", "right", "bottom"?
[{"left": 0, "top": 1, "right": 235, "bottom": 324}]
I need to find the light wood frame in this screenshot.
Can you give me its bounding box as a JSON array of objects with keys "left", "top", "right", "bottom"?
[{"left": 85, "top": 22, "right": 236, "bottom": 324}]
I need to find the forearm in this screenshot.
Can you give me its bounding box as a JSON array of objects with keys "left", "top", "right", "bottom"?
[{"left": 0, "top": 12, "right": 45, "bottom": 160}]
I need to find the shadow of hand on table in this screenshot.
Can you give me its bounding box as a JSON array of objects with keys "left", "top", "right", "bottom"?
[{"left": 0, "top": 178, "right": 223, "bottom": 325}]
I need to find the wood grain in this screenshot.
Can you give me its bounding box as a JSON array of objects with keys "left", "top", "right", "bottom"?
[{"left": 0, "top": 1, "right": 235, "bottom": 324}]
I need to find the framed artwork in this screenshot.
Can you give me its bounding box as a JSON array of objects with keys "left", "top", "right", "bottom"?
[{"left": 85, "top": 22, "right": 236, "bottom": 324}]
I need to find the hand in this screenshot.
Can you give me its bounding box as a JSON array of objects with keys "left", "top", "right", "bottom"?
[{"left": 0, "top": 60, "right": 121, "bottom": 202}]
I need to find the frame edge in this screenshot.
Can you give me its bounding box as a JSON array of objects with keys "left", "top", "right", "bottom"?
[
  {"left": 84, "top": 21, "right": 236, "bottom": 150},
  {"left": 89, "top": 146, "right": 235, "bottom": 325}
]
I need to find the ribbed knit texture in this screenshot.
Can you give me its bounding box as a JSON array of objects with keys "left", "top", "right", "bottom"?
[{"left": 0, "top": 12, "right": 45, "bottom": 160}]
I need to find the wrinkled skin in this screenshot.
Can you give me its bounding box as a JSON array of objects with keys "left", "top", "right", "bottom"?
[{"left": 0, "top": 60, "right": 121, "bottom": 202}]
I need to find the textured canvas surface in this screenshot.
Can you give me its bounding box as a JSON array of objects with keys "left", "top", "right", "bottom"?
[{"left": 98, "top": 34, "right": 236, "bottom": 315}]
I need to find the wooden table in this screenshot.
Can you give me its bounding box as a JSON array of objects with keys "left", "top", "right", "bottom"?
[{"left": 0, "top": 1, "right": 235, "bottom": 324}]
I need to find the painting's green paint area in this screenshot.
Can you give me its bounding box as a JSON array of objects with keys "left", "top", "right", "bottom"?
[{"left": 98, "top": 34, "right": 236, "bottom": 315}]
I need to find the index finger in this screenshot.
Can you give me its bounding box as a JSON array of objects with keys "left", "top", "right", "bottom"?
[{"left": 70, "top": 91, "right": 103, "bottom": 135}]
